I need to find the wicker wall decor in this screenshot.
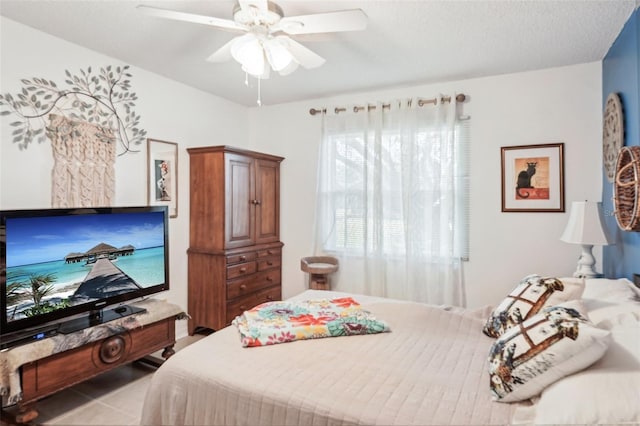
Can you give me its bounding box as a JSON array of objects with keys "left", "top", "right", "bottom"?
[
  {"left": 48, "top": 114, "right": 116, "bottom": 208},
  {"left": 614, "top": 146, "right": 640, "bottom": 231},
  {"left": 603, "top": 93, "right": 624, "bottom": 183}
]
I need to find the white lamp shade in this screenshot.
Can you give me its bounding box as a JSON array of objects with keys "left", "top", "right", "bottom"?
[
  {"left": 560, "top": 201, "right": 613, "bottom": 245},
  {"left": 231, "top": 34, "right": 266, "bottom": 77},
  {"left": 263, "top": 38, "right": 294, "bottom": 72}
]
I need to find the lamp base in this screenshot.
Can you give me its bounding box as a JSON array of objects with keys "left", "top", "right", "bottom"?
[{"left": 571, "top": 244, "right": 602, "bottom": 279}]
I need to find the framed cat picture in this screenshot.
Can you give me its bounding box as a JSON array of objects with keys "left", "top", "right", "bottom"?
[{"left": 501, "top": 143, "right": 565, "bottom": 212}]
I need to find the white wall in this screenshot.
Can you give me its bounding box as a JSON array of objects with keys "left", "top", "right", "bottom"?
[
  {"left": 1, "top": 16, "right": 605, "bottom": 320},
  {"left": 0, "top": 17, "right": 250, "bottom": 338},
  {"left": 249, "top": 62, "right": 603, "bottom": 308}
]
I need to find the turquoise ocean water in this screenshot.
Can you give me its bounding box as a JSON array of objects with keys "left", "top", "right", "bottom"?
[{"left": 6, "top": 246, "right": 165, "bottom": 290}]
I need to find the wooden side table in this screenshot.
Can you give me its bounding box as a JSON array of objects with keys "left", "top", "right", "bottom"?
[{"left": 0, "top": 299, "right": 184, "bottom": 424}]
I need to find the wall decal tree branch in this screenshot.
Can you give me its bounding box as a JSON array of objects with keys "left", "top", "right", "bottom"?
[{"left": 0, "top": 64, "right": 146, "bottom": 156}]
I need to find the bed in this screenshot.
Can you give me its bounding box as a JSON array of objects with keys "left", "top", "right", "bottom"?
[{"left": 140, "top": 277, "right": 640, "bottom": 425}]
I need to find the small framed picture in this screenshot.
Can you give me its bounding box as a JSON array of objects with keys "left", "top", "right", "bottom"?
[
  {"left": 147, "top": 138, "right": 178, "bottom": 218},
  {"left": 501, "top": 143, "right": 565, "bottom": 212}
]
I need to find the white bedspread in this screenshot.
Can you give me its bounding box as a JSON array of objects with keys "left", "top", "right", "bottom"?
[{"left": 140, "top": 292, "right": 519, "bottom": 425}]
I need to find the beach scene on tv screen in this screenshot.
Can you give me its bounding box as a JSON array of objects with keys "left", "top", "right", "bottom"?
[{"left": 5, "top": 211, "right": 165, "bottom": 323}]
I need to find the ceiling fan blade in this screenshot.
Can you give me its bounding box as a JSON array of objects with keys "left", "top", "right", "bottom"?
[
  {"left": 136, "top": 5, "right": 247, "bottom": 32},
  {"left": 206, "top": 37, "right": 238, "bottom": 63},
  {"left": 278, "top": 37, "right": 325, "bottom": 69},
  {"left": 277, "top": 9, "right": 367, "bottom": 35}
]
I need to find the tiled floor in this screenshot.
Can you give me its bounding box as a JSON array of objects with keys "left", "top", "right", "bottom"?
[{"left": 1, "top": 335, "right": 203, "bottom": 425}]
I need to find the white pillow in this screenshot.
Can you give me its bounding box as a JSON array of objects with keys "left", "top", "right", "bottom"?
[
  {"left": 482, "top": 274, "right": 585, "bottom": 338},
  {"left": 532, "top": 311, "right": 640, "bottom": 424},
  {"left": 583, "top": 278, "right": 639, "bottom": 301},
  {"left": 488, "top": 300, "right": 611, "bottom": 402},
  {"left": 582, "top": 278, "right": 640, "bottom": 325}
]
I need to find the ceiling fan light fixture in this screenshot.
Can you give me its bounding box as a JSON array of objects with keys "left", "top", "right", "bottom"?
[
  {"left": 242, "top": 63, "right": 270, "bottom": 80},
  {"left": 263, "top": 38, "right": 294, "bottom": 71},
  {"left": 230, "top": 34, "right": 266, "bottom": 77},
  {"left": 239, "top": 56, "right": 267, "bottom": 78}
]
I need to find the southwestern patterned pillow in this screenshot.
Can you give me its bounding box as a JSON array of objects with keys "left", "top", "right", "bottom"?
[
  {"left": 482, "top": 274, "right": 585, "bottom": 338},
  {"left": 488, "top": 300, "right": 610, "bottom": 402}
]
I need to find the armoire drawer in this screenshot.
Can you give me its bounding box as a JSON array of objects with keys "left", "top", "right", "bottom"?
[
  {"left": 226, "top": 252, "right": 257, "bottom": 265},
  {"left": 226, "top": 261, "right": 257, "bottom": 280},
  {"left": 225, "top": 286, "right": 282, "bottom": 323},
  {"left": 256, "top": 247, "right": 281, "bottom": 258},
  {"left": 257, "top": 256, "right": 280, "bottom": 271},
  {"left": 226, "top": 269, "right": 282, "bottom": 300}
]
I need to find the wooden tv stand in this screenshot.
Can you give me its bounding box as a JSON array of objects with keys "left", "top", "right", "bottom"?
[{"left": 1, "top": 300, "right": 182, "bottom": 424}]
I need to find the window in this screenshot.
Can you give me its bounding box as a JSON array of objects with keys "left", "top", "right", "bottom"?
[{"left": 317, "top": 106, "right": 469, "bottom": 260}]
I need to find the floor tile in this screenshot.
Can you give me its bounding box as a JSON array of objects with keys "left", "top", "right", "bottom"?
[
  {"left": 71, "top": 363, "right": 156, "bottom": 400},
  {"left": 27, "top": 389, "right": 94, "bottom": 424},
  {"left": 46, "top": 399, "right": 137, "bottom": 425},
  {"left": 99, "top": 373, "right": 154, "bottom": 420}
]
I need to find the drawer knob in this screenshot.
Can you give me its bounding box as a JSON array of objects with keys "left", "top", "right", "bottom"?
[
  {"left": 267, "top": 250, "right": 273, "bottom": 254},
  {"left": 267, "top": 261, "right": 273, "bottom": 266},
  {"left": 240, "top": 284, "right": 247, "bottom": 291},
  {"left": 239, "top": 267, "right": 247, "bottom": 273},
  {"left": 99, "top": 335, "right": 126, "bottom": 364},
  {"left": 266, "top": 295, "right": 274, "bottom": 301},
  {"left": 239, "top": 305, "right": 247, "bottom": 311},
  {"left": 239, "top": 255, "right": 246, "bottom": 261},
  {"left": 266, "top": 276, "right": 273, "bottom": 282}
]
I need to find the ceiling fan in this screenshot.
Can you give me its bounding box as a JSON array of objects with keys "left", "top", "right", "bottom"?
[{"left": 137, "top": 0, "right": 368, "bottom": 79}]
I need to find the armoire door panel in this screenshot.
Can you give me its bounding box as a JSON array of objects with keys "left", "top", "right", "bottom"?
[
  {"left": 255, "top": 159, "right": 280, "bottom": 245},
  {"left": 225, "top": 153, "right": 255, "bottom": 248}
]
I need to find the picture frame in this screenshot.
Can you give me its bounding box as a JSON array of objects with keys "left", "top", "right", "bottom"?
[
  {"left": 501, "top": 143, "right": 565, "bottom": 213},
  {"left": 147, "top": 138, "right": 178, "bottom": 218}
]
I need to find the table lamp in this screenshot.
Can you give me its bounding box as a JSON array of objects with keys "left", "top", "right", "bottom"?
[{"left": 560, "top": 201, "right": 613, "bottom": 278}]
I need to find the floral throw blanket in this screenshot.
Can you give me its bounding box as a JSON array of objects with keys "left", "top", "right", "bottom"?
[{"left": 232, "top": 297, "right": 390, "bottom": 347}]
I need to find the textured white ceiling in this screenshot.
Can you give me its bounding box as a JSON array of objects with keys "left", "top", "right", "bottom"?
[{"left": 0, "top": 0, "right": 637, "bottom": 107}]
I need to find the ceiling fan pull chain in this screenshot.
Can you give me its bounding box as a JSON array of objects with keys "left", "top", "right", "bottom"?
[
  {"left": 244, "top": 71, "right": 249, "bottom": 87},
  {"left": 257, "top": 77, "right": 262, "bottom": 107}
]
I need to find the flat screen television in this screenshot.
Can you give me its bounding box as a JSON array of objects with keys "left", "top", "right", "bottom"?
[{"left": 0, "top": 206, "right": 169, "bottom": 349}]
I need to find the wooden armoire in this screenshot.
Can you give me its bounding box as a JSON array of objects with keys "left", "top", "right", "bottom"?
[{"left": 187, "top": 146, "right": 284, "bottom": 334}]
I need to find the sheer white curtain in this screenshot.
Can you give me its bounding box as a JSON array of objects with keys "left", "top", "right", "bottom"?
[{"left": 313, "top": 97, "right": 468, "bottom": 306}]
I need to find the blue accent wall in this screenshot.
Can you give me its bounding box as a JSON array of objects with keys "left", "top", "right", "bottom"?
[{"left": 602, "top": 8, "right": 640, "bottom": 279}]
